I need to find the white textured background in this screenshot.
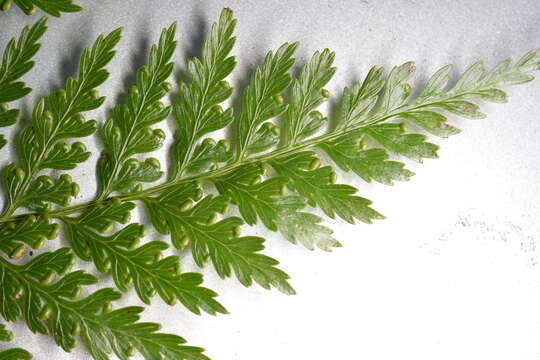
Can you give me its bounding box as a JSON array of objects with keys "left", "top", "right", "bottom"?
[{"left": 1, "top": 0, "right": 540, "bottom": 359}]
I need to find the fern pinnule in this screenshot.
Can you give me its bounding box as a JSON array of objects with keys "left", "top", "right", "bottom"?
[
  {"left": 234, "top": 41, "right": 298, "bottom": 161},
  {"left": 0, "top": 0, "right": 82, "bottom": 17},
  {"left": 172, "top": 8, "right": 237, "bottom": 179},
  {"left": 97, "top": 22, "right": 177, "bottom": 200},
  {"left": 0, "top": 17, "right": 46, "bottom": 149}
]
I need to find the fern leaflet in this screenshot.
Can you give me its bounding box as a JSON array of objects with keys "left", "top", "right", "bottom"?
[
  {"left": 0, "top": 249, "right": 209, "bottom": 360},
  {"left": 0, "top": 0, "right": 82, "bottom": 17},
  {"left": 0, "top": 17, "right": 46, "bottom": 149}
]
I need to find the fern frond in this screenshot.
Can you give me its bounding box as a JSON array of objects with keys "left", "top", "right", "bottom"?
[
  {"left": 1, "top": 8, "right": 539, "bottom": 360},
  {"left": 214, "top": 164, "right": 300, "bottom": 230},
  {"left": 0, "top": 323, "right": 31, "bottom": 360},
  {"left": 0, "top": 214, "right": 58, "bottom": 258},
  {"left": 98, "top": 23, "right": 177, "bottom": 199},
  {"left": 1, "top": 27, "right": 122, "bottom": 218},
  {"left": 0, "top": 248, "right": 209, "bottom": 359},
  {"left": 0, "top": 17, "right": 47, "bottom": 149},
  {"left": 317, "top": 51, "right": 540, "bottom": 179},
  {"left": 234, "top": 41, "right": 298, "bottom": 160},
  {"left": 142, "top": 182, "right": 295, "bottom": 295},
  {"left": 60, "top": 200, "right": 227, "bottom": 315},
  {"left": 270, "top": 151, "right": 384, "bottom": 224},
  {"left": 318, "top": 130, "right": 414, "bottom": 185},
  {"left": 213, "top": 164, "right": 341, "bottom": 251},
  {"left": 172, "top": 8, "right": 236, "bottom": 178},
  {"left": 92, "top": 23, "right": 224, "bottom": 315},
  {"left": 0, "top": 0, "right": 82, "bottom": 17},
  {"left": 0, "top": 22, "right": 213, "bottom": 360},
  {"left": 284, "top": 48, "right": 336, "bottom": 144},
  {"left": 335, "top": 66, "right": 385, "bottom": 130}
]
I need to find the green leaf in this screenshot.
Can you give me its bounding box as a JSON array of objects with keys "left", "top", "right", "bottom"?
[
  {"left": 413, "top": 50, "right": 540, "bottom": 116},
  {"left": 0, "top": 215, "right": 59, "bottom": 258},
  {"left": 0, "top": 106, "right": 20, "bottom": 130},
  {"left": 235, "top": 42, "right": 298, "bottom": 159},
  {"left": 1, "top": 12, "right": 540, "bottom": 360},
  {"left": 416, "top": 64, "right": 453, "bottom": 102},
  {"left": 1, "top": 0, "right": 82, "bottom": 17},
  {"left": 172, "top": 8, "right": 237, "bottom": 178},
  {"left": 246, "top": 122, "right": 280, "bottom": 156},
  {"left": 61, "top": 201, "right": 226, "bottom": 315},
  {"left": 1, "top": 28, "right": 121, "bottom": 217},
  {"left": 41, "top": 141, "right": 90, "bottom": 170},
  {"left": 364, "top": 123, "right": 439, "bottom": 162},
  {"left": 378, "top": 61, "right": 415, "bottom": 114},
  {"left": 0, "top": 17, "right": 47, "bottom": 149},
  {"left": 0, "top": 249, "right": 210, "bottom": 360},
  {"left": 470, "top": 88, "right": 508, "bottom": 103},
  {"left": 336, "top": 66, "right": 384, "bottom": 129},
  {"left": 284, "top": 48, "right": 335, "bottom": 143},
  {"left": 214, "top": 163, "right": 342, "bottom": 252},
  {"left": 428, "top": 99, "right": 486, "bottom": 119},
  {"left": 186, "top": 138, "right": 232, "bottom": 174},
  {"left": 0, "top": 17, "right": 46, "bottom": 103},
  {"left": 450, "top": 61, "right": 485, "bottom": 93},
  {"left": 0, "top": 323, "right": 12, "bottom": 342},
  {"left": 2, "top": 166, "right": 79, "bottom": 213},
  {"left": 0, "top": 348, "right": 32, "bottom": 360},
  {"left": 142, "top": 184, "right": 295, "bottom": 295},
  {"left": 275, "top": 210, "right": 341, "bottom": 251},
  {"left": 319, "top": 130, "right": 414, "bottom": 185},
  {"left": 98, "top": 23, "right": 176, "bottom": 198},
  {"left": 399, "top": 110, "right": 461, "bottom": 138},
  {"left": 19, "top": 174, "right": 78, "bottom": 211},
  {"left": 270, "top": 151, "right": 384, "bottom": 224},
  {"left": 214, "top": 164, "right": 304, "bottom": 231},
  {"left": 100, "top": 157, "right": 163, "bottom": 194}
]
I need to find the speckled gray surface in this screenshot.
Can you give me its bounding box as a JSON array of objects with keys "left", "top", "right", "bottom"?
[{"left": 1, "top": 1, "right": 540, "bottom": 359}]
